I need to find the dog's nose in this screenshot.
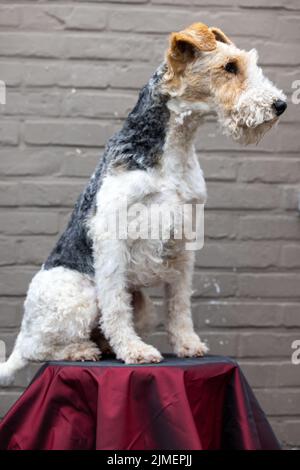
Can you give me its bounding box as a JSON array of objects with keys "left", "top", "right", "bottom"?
[{"left": 273, "top": 99, "right": 287, "bottom": 116}]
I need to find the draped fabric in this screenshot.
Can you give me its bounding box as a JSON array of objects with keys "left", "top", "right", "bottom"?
[{"left": 0, "top": 356, "right": 280, "bottom": 450}]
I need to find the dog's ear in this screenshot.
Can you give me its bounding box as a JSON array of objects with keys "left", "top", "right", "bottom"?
[
  {"left": 210, "top": 27, "right": 233, "bottom": 45},
  {"left": 166, "top": 23, "right": 216, "bottom": 79}
]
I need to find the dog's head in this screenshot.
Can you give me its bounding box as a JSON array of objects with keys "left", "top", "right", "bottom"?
[{"left": 162, "top": 22, "right": 287, "bottom": 144}]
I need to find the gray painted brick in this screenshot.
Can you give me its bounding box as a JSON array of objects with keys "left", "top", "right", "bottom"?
[
  {"left": 195, "top": 122, "right": 298, "bottom": 152},
  {"left": 20, "top": 6, "right": 106, "bottom": 32},
  {"left": 109, "top": 8, "right": 277, "bottom": 39},
  {"left": 153, "top": 0, "right": 300, "bottom": 7},
  {"left": 0, "top": 392, "right": 22, "bottom": 418},
  {"left": 0, "top": 121, "right": 19, "bottom": 146},
  {"left": 281, "top": 186, "right": 300, "bottom": 211},
  {"left": 23, "top": 62, "right": 110, "bottom": 88},
  {"left": 62, "top": 91, "right": 136, "bottom": 119},
  {"left": 0, "top": 212, "right": 59, "bottom": 235},
  {"left": 4, "top": 91, "right": 62, "bottom": 117},
  {"left": 271, "top": 420, "right": 300, "bottom": 449},
  {"left": 3, "top": 90, "right": 136, "bottom": 119},
  {"left": 0, "top": 239, "right": 17, "bottom": 266},
  {"left": 283, "top": 304, "right": 300, "bottom": 327},
  {"left": 200, "top": 331, "right": 239, "bottom": 356},
  {"left": 204, "top": 212, "right": 237, "bottom": 240},
  {"left": 65, "top": 35, "right": 154, "bottom": 61},
  {"left": 238, "top": 332, "right": 300, "bottom": 358},
  {"left": 109, "top": 64, "right": 156, "bottom": 89},
  {"left": 0, "top": 33, "right": 65, "bottom": 58},
  {"left": 109, "top": 9, "right": 196, "bottom": 33},
  {"left": 196, "top": 241, "right": 280, "bottom": 268},
  {"left": 236, "top": 39, "right": 300, "bottom": 66},
  {"left": 280, "top": 244, "right": 300, "bottom": 268},
  {"left": 24, "top": 120, "right": 117, "bottom": 146},
  {"left": 0, "top": 148, "right": 62, "bottom": 177},
  {"left": 0, "top": 183, "right": 19, "bottom": 206},
  {"left": 238, "top": 159, "right": 300, "bottom": 183},
  {"left": 240, "top": 361, "right": 300, "bottom": 388},
  {"left": 255, "top": 389, "right": 300, "bottom": 416},
  {"left": 15, "top": 237, "right": 56, "bottom": 266},
  {"left": 0, "top": 61, "right": 22, "bottom": 87},
  {"left": 238, "top": 273, "right": 300, "bottom": 298},
  {"left": 193, "top": 272, "right": 237, "bottom": 298},
  {"left": 0, "top": 332, "right": 18, "bottom": 355},
  {"left": 238, "top": 215, "right": 300, "bottom": 240},
  {"left": 192, "top": 302, "right": 284, "bottom": 328},
  {"left": 277, "top": 15, "right": 300, "bottom": 41},
  {"left": 19, "top": 181, "right": 85, "bottom": 207},
  {"left": 0, "top": 300, "right": 22, "bottom": 328},
  {"left": 0, "top": 6, "right": 20, "bottom": 27},
  {"left": 0, "top": 268, "right": 37, "bottom": 296},
  {"left": 0, "top": 32, "right": 154, "bottom": 61},
  {"left": 59, "top": 150, "right": 99, "bottom": 177},
  {"left": 206, "top": 183, "right": 281, "bottom": 209},
  {"left": 1, "top": 61, "right": 152, "bottom": 89},
  {"left": 200, "top": 155, "right": 237, "bottom": 181}
]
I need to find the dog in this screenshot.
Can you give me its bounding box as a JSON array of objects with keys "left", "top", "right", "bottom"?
[{"left": 0, "top": 22, "right": 287, "bottom": 385}]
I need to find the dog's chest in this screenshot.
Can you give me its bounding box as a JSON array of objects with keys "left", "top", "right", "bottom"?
[
  {"left": 127, "top": 192, "right": 188, "bottom": 286},
  {"left": 91, "top": 152, "right": 206, "bottom": 287},
  {"left": 126, "top": 169, "right": 206, "bottom": 286}
]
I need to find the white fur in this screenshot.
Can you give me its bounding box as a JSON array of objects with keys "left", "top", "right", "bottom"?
[{"left": 86, "top": 113, "right": 207, "bottom": 364}]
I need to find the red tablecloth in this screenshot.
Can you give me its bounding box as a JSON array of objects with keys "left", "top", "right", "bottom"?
[{"left": 0, "top": 355, "right": 280, "bottom": 450}]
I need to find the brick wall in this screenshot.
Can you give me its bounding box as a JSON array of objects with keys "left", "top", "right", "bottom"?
[{"left": 0, "top": 0, "right": 299, "bottom": 449}]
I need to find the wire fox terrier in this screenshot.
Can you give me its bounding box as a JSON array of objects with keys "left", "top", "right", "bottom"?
[{"left": 0, "top": 22, "right": 287, "bottom": 385}]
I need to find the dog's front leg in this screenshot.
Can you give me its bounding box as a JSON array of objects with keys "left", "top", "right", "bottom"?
[
  {"left": 94, "top": 239, "right": 162, "bottom": 364},
  {"left": 165, "top": 252, "right": 208, "bottom": 357}
]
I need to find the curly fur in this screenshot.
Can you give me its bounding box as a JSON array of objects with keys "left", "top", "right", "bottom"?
[{"left": 218, "top": 48, "right": 286, "bottom": 144}]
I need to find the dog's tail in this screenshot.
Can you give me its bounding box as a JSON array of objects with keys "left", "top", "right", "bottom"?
[{"left": 0, "top": 345, "right": 28, "bottom": 387}]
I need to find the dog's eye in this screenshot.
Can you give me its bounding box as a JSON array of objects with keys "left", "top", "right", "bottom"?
[{"left": 224, "top": 61, "right": 238, "bottom": 74}]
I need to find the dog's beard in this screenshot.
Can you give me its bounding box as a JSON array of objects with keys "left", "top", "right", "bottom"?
[
  {"left": 221, "top": 114, "right": 278, "bottom": 145},
  {"left": 235, "top": 118, "right": 277, "bottom": 145}
]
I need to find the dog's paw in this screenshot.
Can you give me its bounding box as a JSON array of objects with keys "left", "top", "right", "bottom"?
[
  {"left": 122, "top": 342, "right": 163, "bottom": 364},
  {"left": 173, "top": 333, "right": 209, "bottom": 358},
  {"left": 67, "top": 343, "right": 102, "bottom": 362}
]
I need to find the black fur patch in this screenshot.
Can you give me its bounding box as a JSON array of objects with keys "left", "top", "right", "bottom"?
[
  {"left": 44, "top": 64, "right": 170, "bottom": 275},
  {"left": 108, "top": 65, "right": 170, "bottom": 170}
]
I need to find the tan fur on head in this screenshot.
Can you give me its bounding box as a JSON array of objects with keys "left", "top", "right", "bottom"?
[
  {"left": 164, "top": 23, "right": 235, "bottom": 95},
  {"left": 163, "top": 22, "right": 286, "bottom": 145},
  {"left": 166, "top": 23, "right": 217, "bottom": 83},
  {"left": 166, "top": 23, "right": 233, "bottom": 81}
]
